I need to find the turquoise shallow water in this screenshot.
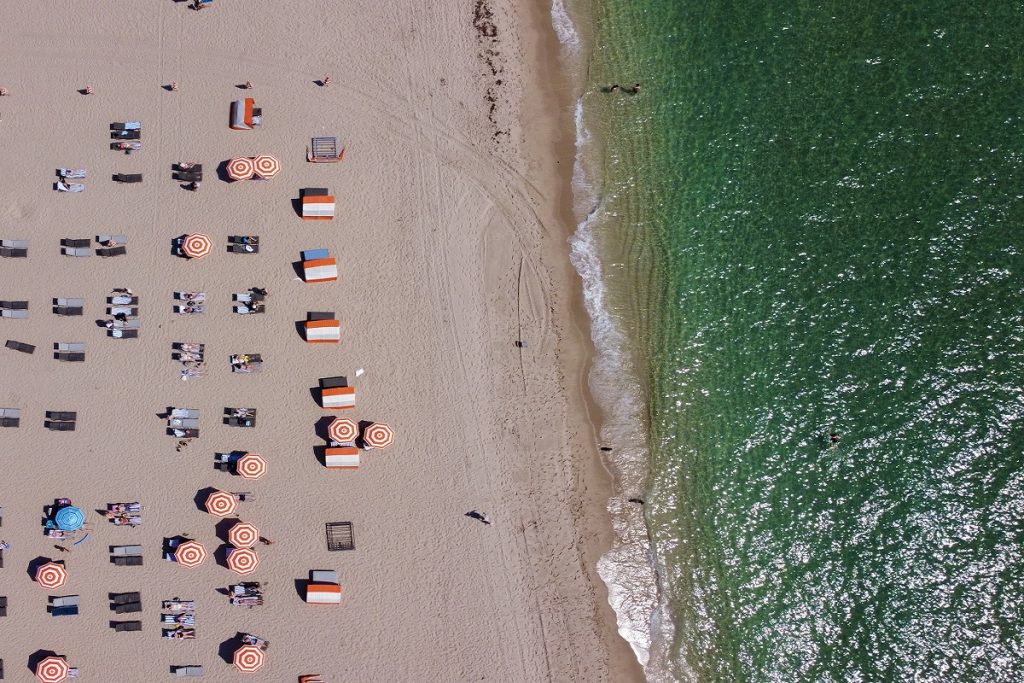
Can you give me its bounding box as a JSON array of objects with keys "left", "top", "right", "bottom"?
[{"left": 576, "top": 2, "right": 1024, "bottom": 681}]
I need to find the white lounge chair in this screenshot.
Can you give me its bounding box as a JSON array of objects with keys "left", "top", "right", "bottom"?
[
  {"left": 56, "top": 181, "right": 85, "bottom": 193},
  {"left": 58, "top": 169, "right": 87, "bottom": 179}
]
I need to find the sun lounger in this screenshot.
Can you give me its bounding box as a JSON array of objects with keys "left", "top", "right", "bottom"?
[
  {"left": 174, "top": 305, "right": 205, "bottom": 315},
  {"left": 233, "top": 305, "right": 265, "bottom": 314},
  {"left": 108, "top": 296, "right": 137, "bottom": 305},
  {"left": 61, "top": 239, "right": 91, "bottom": 248},
  {"left": 108, "top": 328, "right": 139, "bottom": 339},
  {"left": 98, "top": 235, "right": 128, "bottom": 245},
  {"left": 172, "top": 665, "right": 204, "bottom": 677},
  {"left": 162, "top": 613, "right": 196, "bottom": 625},
  {"left": 55, "top": 352, "right": 85, "bottom": 361},
  {"left": 113, "top": 319, "right": 141, "bottom": 329},
  {"left": 173, "top": 163, "right": 203, "bottom": 172},
  {"left": 97, "top": 246, "right": 127, "bottom": 257},
  {"left": 113, "top": 620, "right": 143, "bottom": 632},
  {"left": 0, "top": 408, "right": 21, "bottom": 428},
  {"left": 0, "top": 301, "right": 28, "bottom": 310},
  {"left": 51, "top": 595, "right": 80, "bottom": 608},
  {"left": 58, "top": 168, "right": 87, "bottom": 178},
  {"left": 112, "top": 555, "right": 143, "bottom": 566},
  {"left": 229, "top": 244, "right": 258, "bottom": 254},
  {"left": 163, "top": 627, "right": 196, "bottom": 639},
  {"left": 61, "top": 247, "right": 91, "bottom": 257},
  {"left": 46, "top": 411, "right": 77, "bottom": 421},
  {"left": 111, "top": 141, "right": 141, "bottom": 151},
  {"left": 6, "top": 340, "right": 35, "bottom": 354},
  {"left": 113, "top": 173, "right": 143, "bottom": 183},
  {"left": 0, "top": 309, "right": 28, "bottom": 318},
  {"left": 46, "top": 421, "right": 76, "bottom": 431},
  {"left": 1, "top": 240, "right": 28, "bottom": 249},
  {"left": 111, "top": 545, "right": 143, "bottom": 556},
  {"left": 111, "top": 121, "right": 141, "bottom": 131},
  {"left": 174, "top": 171, "right": 203, "bottom": 182},
  {"left": 55, "top": 297, "right": 84, "bottom": 308},
  {"left": 108, "top": 306, "right": 138, "bottom": 316},
  {"left": 320, "top": 376, "right": 348, "bottom": 388},
  {"left": 0, "top": 247, "right": 27, "bottom": 257},
  {"left": 49, "top": 605, "right": 79, "bottom": 617},
  {"left": 163, "top": 599, "right": 194, "bottom": 611},
  {"left": 113, "top": 592, "right": 141, "bottom": 604},
  {"left": 168, "top": 417, "right": 200, "bottom": 429},
  {"left": 171, "top": 408, "right": 200, "bottom": 418},
  {"left": 56, "top": 181, "right": 84, "bottom": 192},
  {"left": 115, "top": 601, "right": 142, "bottom": 614},
  {"left": 171, "top": 428, "right": 199, "bottom": 438},
  {"left": 55, "top": 306, "right": 83, "bottom": 315},
  {"left": 111, "top": 129, "right": 141, "bottom": 140},
  {"left": 225, "top": 417, "right": 256, "bottom": 427},
  {"left": 57, "top": 342, "right": 86, "bottom": 352},
  {"left": 0, "top": 595, "right": 7, "bottom": 616},
  {"left": 228, "top": 235, "right": 258, "bottom": 244},
  {"left": 308, "top": 311, "right": 335, "bottom": 321}
]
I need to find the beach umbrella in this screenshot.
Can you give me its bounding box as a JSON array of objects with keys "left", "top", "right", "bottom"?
[
  {"left": 35, "top": 562, "right": 68, "bottom": 589},
  {"left": 182, "top": 233, "right": 213, "bottom": 259},
  {"left": 227, "top": 547, "right": 260, "bottom": 575},
  {"left": 227, "top": 156, "right": 255, "bottom": 181},
  {"left": 253, "top": 154, "right": 281, "bottom": 178},
  {"left": 54, "top": 505, "right": 85, "bottom": 531},
  {"left": 228, "top": 521, "right": 260, "bottom": 549},
  {"left": 362, "top": 422, "right": 395, "bottom": 449},
  {"left": 236, "top": 453, "right": 267, "bottom": 480},
  {"left": 35, "top": 656, "right": 70, "bottom": 683},
  {"left": 328, "top": 417, "right": 358, "bottom": 443},
  {"left": 205, "top": 489, "right": 238, "bottom": 517},
  {"left": 233, "top": 644, "right": 266, "bottom": 673},
  {"left": 175, "top": 540, "right": 207, "bottom": 568}
]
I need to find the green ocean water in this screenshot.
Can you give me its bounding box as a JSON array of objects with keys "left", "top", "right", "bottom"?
[{"left": 576, "top": 2, "right": 1024, "bottom": 681}]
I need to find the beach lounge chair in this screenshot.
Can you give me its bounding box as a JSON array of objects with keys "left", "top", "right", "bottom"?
[
  {"left": 174, "top": 305, "right": 205, "bottom": 315},
  {"left": 171, "top": 428, "right": 199, "bottom": 438},
  {"left": 113, "top": 620, "right": 143, "bottom": 632},
  {"left": 108, "top": 328, "right": 139, "bottom": 339},
  {"left": 61, "top": 247, "right": 91, "bottom": 257},
  {"left": 320, "top": 376, "right": 348, "bottom": 389},
  {"left": 1, "top": 239, "right": 28, "bottom": 249},
  {"left": 51, "top": 595, "right": 80, "bottom": 608},
  {"left": 162, "top": 613, "right": 196, "bottom": 625},
  {"left": 54, "top": 298, "right": 84, "bottom": 315},
  {"left": 0, "top": 301, "right": 28, "bottom": 310},
  {"left": 56, "top": 181, "right": 85, "bottom": 193},
  {"left": 111, "top": 121, "right": 142, "bottom": 131},
  {"left": 46, "top": 411, "right": 77, "bottom": 421},
  {"left": 0, "top": 595, "right": 6, "bottom": 617},
  {"left": 175, "top": 171, "right": 203, "bottom": 182},
  {"left": 111, "top": 545, "right": 143, "bottom": 556},
  {"left": 115, "top": 601, "right": 142, "bottom": 614},
  {"left": 233, "top": 304, "right": 265, "bottom": 314},
  {"left": 171, "top": 408, "right": 200, "bottom": 418},
  {"left": 162, "top": 599, "right": 195, "bottom": 611},
  {"left": 98, "top": 235, "right": 128, "bottom": 245},
  {"left": 113, "top": 592, "right": 141, "bottom": 605},
  {"left": 303, "top": 248, "right": 330, "bottom": 261},
  {"left": 108, "top": 295, "right": 137, "bottom": 305},
  {"left": 111, "top": 141, "right": 142, "bottom": 151},
  {"left": 58, "top": 168, "right": 87, "bottom": 179},
  {"left": 113, "top": 318, "right": 141, "bottom": 329},
  {"left": 173, "top": 665, "right": 204, "bottom": 677},
  {"left": 6, "top": 340, "right": 35, "bottom": 354},
  {"left": 112, "top": 555, "right": 143, "bottom": 566},
  {"left": 228, "top": 243, "right": 259, "bottom": 254},
  {"left": 307, "top": 136, "right": 344, "bottom": 163},
  {"left": 49, "top": 605, "right": 79, "bottom": 617},
  {"left": 163, "top": 627, "right": 196, "bottom": 639},
  {"left": 225, "top": 417, "right": 255, "bottom": 428},
  {"left": 111, "top": 129, "right": 141, "bottom": 140},
  {"left": 113, "top": 173, "right": 143, "bottom": 183},
  {"left": 168, "top": 418, "right": 200, "bottom": 429},
  {"left": 108, "top": 306, "right": 138, "bottom": 317},
  {"left": 0, "top": 408, "right": 21, "bottom": 428},
  {"left": 55, "top": 352, "right": 85, "bottom": 361},
  {"left": 46, "top": 421, "right": 76, "bottom": 431},
  {"left": 0, "top": 247, "right": 28, "bottom": 257},
  {"left": 97, "top": 246, "right": 127, "bottom": 257},
  {"left": 61, "top": 238, "right": 91, "bottom": 248},
  {"left": 229, "top": 235, "right": 258, "bottom": 245},
  {"left": 57, "top": 342, "right": 86, "bottom": 353},
  {"left": 0, "top": 309, "right": 28, "bottom": 318},
  {"left": 173, "top": 163, "right": 203, "bottom": 173},
  {"left": 324, "top": 447, "right": 360, "bottom": 469}
]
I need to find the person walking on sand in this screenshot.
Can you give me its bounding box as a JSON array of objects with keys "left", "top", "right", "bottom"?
[
  {"left": 608, "top": 84, "right": 620, "bottom": 93},
  {"left": 244, "top": 80, "right": 253, "bottom": 90},
  {"left": 322, "top": 74, "right": 332, "bottom": 87},
  {"left": 631, "top": 82, "right": 641, "bottom": 94},
  {"left": 258, "top": 536, "right": 274, "bottom": 546},
  {"left": 465, "top": 511, "right": 492, "bottom": 525}
]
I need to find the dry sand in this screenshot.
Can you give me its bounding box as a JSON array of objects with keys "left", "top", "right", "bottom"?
[{"left": 0, "top": 0, "right": 643, "bottom": 680}]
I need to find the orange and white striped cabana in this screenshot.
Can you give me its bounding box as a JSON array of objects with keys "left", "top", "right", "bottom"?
[
  {"left": 227, "top": 547, "right": 260, "bottom": 575},
  {"left": 227, "top": 156, "right": 255, "bottom": 181},
  {"left": 236, "top": 453, "right": 267, "bottom": 480},
  {"left": 362, "top": 422, "right": 395, "bottom": 449},
  {"left": 321, "top": 386, "right": 355, "bottom": 409},
  {"left": 328, "top": 417, "right": 358, "bottom": 443},
  {"left": 302, "top": 258, "right": 338, "bottom": 283},
  {"left": 175, "top": 540, "right": 208, "bottom": 568},
  {"left": 230, "top": 98, "right": 260, "bottom": 131},
  {"left": 300, "top": 676, "right": 326, "bottom": 683},
  {"left": 305, "top": 582, "right": 342, "bottom": 605},
  {"left": 35, "top": 656, "right": 70, "bottom": 683},
  {"left": 35, "top": 561, "right": 68, "bottom": 590},
  {"left": 205, "top": 489, "right": 238, "bottom": 517},
  {"left": 233, "top": 644, "right": 266, "bottom": 673},
  {"left": 182, "top": 233, "right": 213, "bottom": 259},
  {"left": 324, "top": 446, "right": 360, "bottom": 469},
  {"left": 253, "top": 154, "right": 280, "bottom": 179},
  {"left": 304, "top": 319, "right": 340, "bottom": 343},
  {"left": 301, "top": 194, "right": 335, "bottom": 220},
  {"left": 228, "top": 521, "right": 260, "bottom": 549}
]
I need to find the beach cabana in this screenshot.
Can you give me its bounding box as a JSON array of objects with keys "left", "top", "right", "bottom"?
[
  {"left": 227, "top": 156, "right": 255, "bottom": 181},
  {"left": 36, "top": 656, "right": 70, "bottom": 683},
  {"left": 324, "top": 447, "right": 360, "bottom": 469},
  {"left": 304, "top": 319, "right": 340, "bottom": 343},
  {"left": 321, "top": 386, "right": 355, "bottom": 409},
  {"left": 253, "top": 154, "right": 280, "bottom": 178},
  {"left": 301, "top": 189, "right": 335, "bottom": 220},
  {"left": 328, "top": 417, "right": 358, "bottom": 443},
  {"left": 233, "top": 644, "right": 266, "bottom": 673},
  {"left": 302, "top": 258, "right": 338, "bottom": 283},
  {"left": 226, "top": 547, "right": 260, "bottom": 575},
  {"left": 182, "top": 233, "right": 213, "bottom": 259},
  {"left": 362, "top": 422, "right": 395, "bottom": 449},
  {"left": 236, "top": 453, "right": 267, "bottom": 480},
  {"left": 228, "top": 521, "right": 259, "bottom": 549},
  {"left": 54, "top": 505, "right": 85, "bottom": 531},
  {"left": 230, "top": 98, "right": 262, "bottom": 131},
  {"left": 205, "top": 489, "right": 238, "bottom": 517},
  {"left": 36, "top": 561, "right": 68, "bottom": 589},
  {"left": 175, "top": 540, "right": 207, "bottom": 568},
  {"left": 305, "top": 582, "right": 342, "bottom": 605}
]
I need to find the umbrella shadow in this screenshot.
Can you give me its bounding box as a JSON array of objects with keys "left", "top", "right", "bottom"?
[
  {"left": 313, "top": 445, "right": 327, "bottom": 467},
  {"left": 28, "top": 649, "right": 60, "bottom": 674},
  {"left": 293, "top": 578, "right": 309, "bottom": 600},
  {"left": 313, "top": 416, "right": 335, "bottom": 441},
  {"left": 215, "top": 518, "right": 238, "bottom": 544},
  {"left": 290, "top": 196, "right": 303, "bottom": 218},
  {"left": 26, "top": 556, "right": 53, "bottom": 581},
  {"left": 291, "top": 259, "right": 305, "bottom": 279},
  {"left": 218, "top": 633, "right": 245, "bottom": 664},
  {"left": 214, "top": 543, "right": 232, "bottom": 569},
  {"left": 294, "top": 320, "right": 309, "bottom": 341},
  {"left": 309, "top": 386, "right": 323, "bottom": 407},
  {"left": 194, "top": 487, "right": 219, "bottom": 513}
]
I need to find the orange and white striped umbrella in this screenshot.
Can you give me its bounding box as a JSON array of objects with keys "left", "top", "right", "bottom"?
[
  {"left": 36, "top": 656, "right": 70, "bottom": 683},
  {"left": 182, "top": 233, "right": 213, "bottom": 259},
  {"left": 227, "top": 547, "right": 260, "bottom": 574},
  {"left": 363, "top": 422, "right": 395, "bottom": 449},
  {"left": 205, "top": 489, "right": 238, "bottom": 517},
  {"left": 36, "top": 562, "right": 68, "bottom": 589},
  {"left": 253, "top": 154, "right": 281, "bottom": 178},
  {"left": 233, "top": 644, "right": 265, "bottom": 673},
  {"left": 328, "top": 417, "right": 358, "bottom": 443},
  {"left": 228, "top": 521, "right": 260, "bottom": 549},
  {"left": 227, "top": 156, "right": 255, "bottom": 181},
  {"left": 236, "top": 453, "right": 267, "bottom": 480},
  {"left": 175, "top": 540, "right": 207, "bottom": 568}
]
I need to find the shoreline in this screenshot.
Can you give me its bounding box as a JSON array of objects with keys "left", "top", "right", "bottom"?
[{"left": 516, "top": 1, "right": 647, "bottom": 681}]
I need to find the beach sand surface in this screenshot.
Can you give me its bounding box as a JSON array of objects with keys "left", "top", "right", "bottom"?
[{"left": 0, "top": 0, "right": 641, "bottom": 680}]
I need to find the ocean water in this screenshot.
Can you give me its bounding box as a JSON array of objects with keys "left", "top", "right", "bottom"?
[{"left": 560, "top": 2, "right": 1024, "bottom": 681}]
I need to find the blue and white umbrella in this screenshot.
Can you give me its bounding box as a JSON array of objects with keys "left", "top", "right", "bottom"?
[{"left": 55, "top": 505, "right": 85, "bottom": 531}]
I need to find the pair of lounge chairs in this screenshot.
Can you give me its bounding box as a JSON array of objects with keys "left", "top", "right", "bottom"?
[
  {"left": 228, "top": 235, "right": 259, "bottom": 254},
  {"left": 98, "top": 235, "right": 128, "bottom": 256},
  {"left": 0, "top": 300, "right": 27, "bottom": 319},
  {"left": 111, "top": 591, "right": 142, "bottom": 613},
  {"left": 231, "top": 353, "right": 262, "bottom": 373},
  {"left": 225, "top": 407, "right": 256, "bottom": 428},
  {"left": 45, "top": 411, "right": 77, "bottom": 431},
  {"left": 0, "top": 239, "right": 28, "bottom": 257},
  {"left": 173, "top": 163, "right": 203, "bottom": 183},
  {"left": 174, "top": 342, "right": 205, "bottom": 364},
  {"left": 54, "top": 342, "right": 85, "bottom": 362},
  {"left": 0, "top": 407, "right": 22, "bottom": 428},
  {"left": 54, "top": 297, "right": 84, "bottom": 315},
  {"left": 49, "top": 594, "right": 80, "bottom": 617},
  {"left": 61, "top": 238, "right": 91, "bottom": 256}
]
